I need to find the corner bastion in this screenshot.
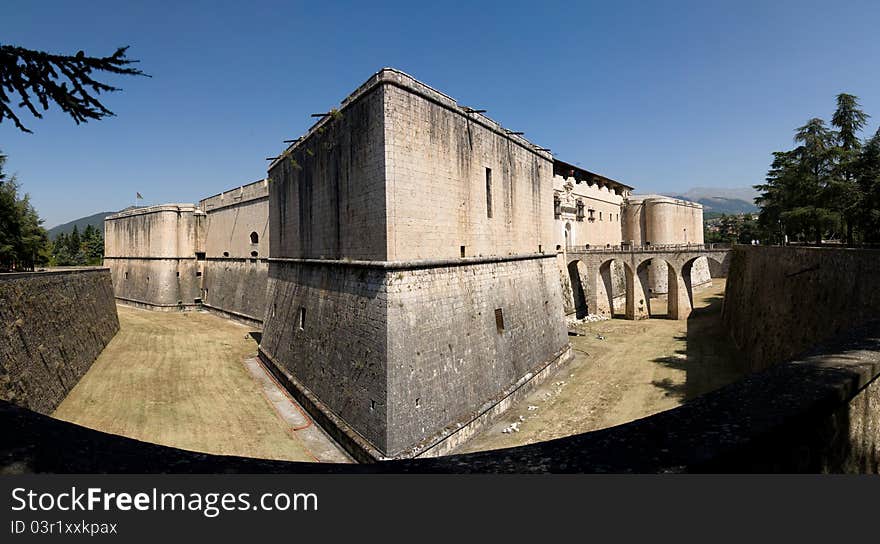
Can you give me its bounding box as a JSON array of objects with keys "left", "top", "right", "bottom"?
[
  {"left": 260, "top": 68, "right": 570, "bottom": 460},
  {"left": 104, "top": 204, "right": 205, "bottom": 310}
]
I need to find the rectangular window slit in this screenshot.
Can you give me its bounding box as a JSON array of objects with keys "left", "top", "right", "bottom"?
[
  {"left": 495, "top": 308, "right": 505, "bottom": 333},
  {"left": 460, "top": 245, "right": 466, "bottom": 258},
  {"left": 485, "top": 167, "right": 493, "bottom": 218},
  {"left": 299, "top": 307, "right": 306, "bottom": 330}
]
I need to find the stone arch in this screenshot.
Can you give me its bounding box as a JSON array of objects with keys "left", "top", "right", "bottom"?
[
  {"left": 597, "top": 258, "right": 632, "bottom": 318},
  {"left": 567, "top": 259, "right": 589, "bottom": 318},
  {"left": 680, "top": 254, "right": 727, "bottom": 310},
  {"left": 635, "top": 257, "right": 681, "bottom": 319}
]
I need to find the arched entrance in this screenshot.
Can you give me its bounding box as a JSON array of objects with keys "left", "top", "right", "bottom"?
[
  {"left": 681, "top": 255, "right": 727, "bottom": 312},
  {"left": 567, "top": 260, "right": 589, "bottom": 318},
  {"left": 597, "top": 258, "right": 629, "bottom": 318},
  {"left": 636, "top": 257, "right": 678, "bottom": 319}
]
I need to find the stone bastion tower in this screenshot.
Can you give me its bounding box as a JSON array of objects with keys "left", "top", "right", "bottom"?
[{"left": 259, "top": 68, "right": 571, "bottom": 460}]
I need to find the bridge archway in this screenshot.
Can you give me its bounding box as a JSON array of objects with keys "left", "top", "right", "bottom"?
[
  {"left": 567, "top": 260, "right": 590, "bottom": 318},
  {"left": 635, "top": 257, "right": 679, "bottom": 319},
  {"left": 597, "top": 258, "right": 631, "bottom": 318},
  {"left": 680, "top": 254, "right": 727, "bottom": 310}
]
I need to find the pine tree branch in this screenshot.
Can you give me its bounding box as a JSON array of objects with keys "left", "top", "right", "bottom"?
[{"left": 0, "top": 45, "right": 148, "bottom": 133}]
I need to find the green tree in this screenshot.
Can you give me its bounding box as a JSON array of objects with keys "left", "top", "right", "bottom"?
[
  {"left": 0, "top": 151, "right": 50, "bottom": 270},
  {"left": 829, "top": 93, "right": 870, "bottom": 244},
  {"left": 82, "top": 223, "right": 104, "bottom": 264},
  {"left": 1, "top": 45, "right": 146, "bottom": 133},
  {"left": 857, "top": 128, "right": 880, "bottom": 242},
  {"left": 51, "top": 232, "right": 72, "bottom": 265}
]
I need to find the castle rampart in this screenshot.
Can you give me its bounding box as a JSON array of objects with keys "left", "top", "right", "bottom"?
[
  {"left": 261, "top": 68, "right": 569, "bottom": 459},
  {"left": 198, "top": 179, "right": 269, "bottom": 324},
  {"left": 104, "top": 204, "right": 205, "bottom": 309}
]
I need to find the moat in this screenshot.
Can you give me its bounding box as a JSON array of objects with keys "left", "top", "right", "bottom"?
[{"left": 51, "top": 280, "right": 746, "bottom": 462}]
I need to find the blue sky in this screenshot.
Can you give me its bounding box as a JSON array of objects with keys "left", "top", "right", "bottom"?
[{"left": 3, "top": 0, "right": 879, "bottom": 227}]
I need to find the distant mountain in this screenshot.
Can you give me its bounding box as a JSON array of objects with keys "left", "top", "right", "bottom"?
[
  {"left": 673, "top": 186, "right": 758, "bottom": 202},
  {"left": 47, "top": 211, "right": 117, "bottom": 239},
  {"left": 663, "top": 187, "right": 759, "bottom": 216}
]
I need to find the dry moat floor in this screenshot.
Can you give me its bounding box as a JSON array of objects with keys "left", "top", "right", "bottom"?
[
  {"left": 455, "top": 279, "right": 747, "bottom": 454},
  {"left": 53, "top": 280, "right": 743, "bottom": 462},
  {"left": 53, "top": 305, "right": 348, "bottom": 463}
]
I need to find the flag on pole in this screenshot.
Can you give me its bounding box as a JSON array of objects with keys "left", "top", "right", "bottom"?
[{"left": 136, "top": 192, "right": 143, "bottom": 200}]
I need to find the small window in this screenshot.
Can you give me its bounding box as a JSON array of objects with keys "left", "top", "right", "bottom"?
[
  {"left": 223, "top": 251, "right": 229, "bottom": 257},
  {"left": 195, "top": 252, "right": 206, "bottom": 261},
  {"left": 600, "top": 211, "right": 603, "bottom": 221},
  {"left": 250, "top": 231, "right": 259, "bottom": 244},
  {"left": 251, "top": 250, "right": 258, "bottom": 257},
  {"left": 196, "top": 271, "right": 202, "bottom": 277},
  {"left": 124, "top": 272, "right": 129, "bottom": 279},
  {"left": 494, "top": 308, "right": 505, "bottom": 333},
  {"left": 299, "top": 307, "right": 306, "bottom": 330},
  {"left": 176, "top": 271, "right": 180, "bottom": 277},
  {"left": 538, "top": 245, "right": 542, "bottom": 253},
  {"left": 485, "top": 167, "right": 493, "bottom": 219},
  {"left": 460, "top": 246, "right": 466, "bottom": 258},
  {"left": 194, "top": 297, "right": 202, "bottom": 304},
  {"left": 553, "top": 194, "right": 561, "bottom": 219}
]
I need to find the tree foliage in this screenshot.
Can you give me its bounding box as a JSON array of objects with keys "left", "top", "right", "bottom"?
[
  {"left": 755, "top": 93, "right": 880, "bottom": 245},
  {"left": 0, "top": 44, "right": 145, "bottom": 133},
  {"left": 51, "top": 224, "right": 104, "bottom": 266},
  {"left": 0, "top": 150, "right": 50, "bottom": 270},
  {"left": 705, "top": 214, "right": 762, "bottom": 244}
]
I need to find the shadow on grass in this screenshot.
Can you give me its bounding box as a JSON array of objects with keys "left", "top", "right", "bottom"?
[{"left": 650, "top": 293, "right": 750, "bottom": 402}]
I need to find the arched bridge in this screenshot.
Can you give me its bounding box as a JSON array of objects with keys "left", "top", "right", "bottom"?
[{"left": 563, "top": 243, "right": 732, "bottom": 320}]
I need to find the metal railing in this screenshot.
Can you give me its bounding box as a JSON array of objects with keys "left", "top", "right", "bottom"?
[{"left": 565, "top": 243, "right": 731, "bottom": 254}]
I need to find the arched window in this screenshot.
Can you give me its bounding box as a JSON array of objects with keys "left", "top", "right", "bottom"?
[{"left": 250, "top": 231, "right": 259, "bottom": 244}]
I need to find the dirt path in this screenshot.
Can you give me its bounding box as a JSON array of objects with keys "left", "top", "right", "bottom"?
[
  {"left": 455, "top": 279, "right": 746, "bottom": 454},
  {"left": 53, "top": 305, "right": 347, "bottom": 463}
]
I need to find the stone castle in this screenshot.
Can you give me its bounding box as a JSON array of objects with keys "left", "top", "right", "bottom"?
[{"left": 104, "top": 68, "right": 707, "bottom": 459}]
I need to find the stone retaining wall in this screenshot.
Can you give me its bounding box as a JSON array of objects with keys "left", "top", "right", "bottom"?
[
  {"left": 0, "top": 268, "right": 119, "bottom": 414},
  {"left": 722, "top": 245, "right": 880, "bottom": 372}
]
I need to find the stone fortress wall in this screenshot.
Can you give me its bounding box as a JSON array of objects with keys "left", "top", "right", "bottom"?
[
  {"left": 104, "top": 181, "right": 270, "bottom": 324},
  {"left": 261, "top": 69, "right": 568, "bottom": 459},
  {"left": 104, "top": 204, "right": 205, "bottom": 309},
  {"left": 198, "top": 180, "right": 270, "bottom": 324},
  {"left": 0, "top": 269, "right": 119, "bottom": 414}
]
